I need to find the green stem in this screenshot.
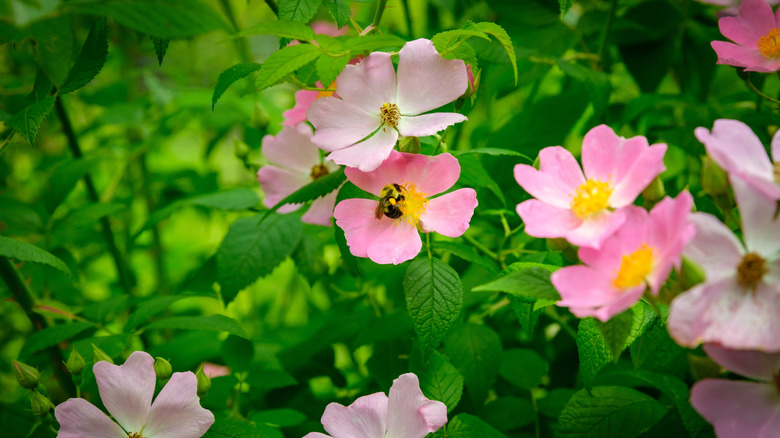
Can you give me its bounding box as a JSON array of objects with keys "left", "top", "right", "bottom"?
[
  {"left": 362, "top": 0, "right": 389, "bottom": 35},
  {"left": 597, "top": 0, "right": 618, "bottom": 71},
  {"left": 463, "top": 233, "right": 499, "bottom": 261},
  {"left": 401, "top": 0, "right": 413, "bottom": 38},
  {"left": 139, "top": 154, "right": 167, "bottom": 294},
  {"left": 263, "top": 0, "right": 278, "bottom": 15},
  {"left": 545, "top": 306, "right": 578, "bottom": 340},
  {"left": 744, "top": 72, "right": 780, "bottom": 106},
  {"left": 55, "top": 97, "right": 133, "bottom": 296},
  {"left": 218, "top": 0, "right": 252, "bottom": 63}
]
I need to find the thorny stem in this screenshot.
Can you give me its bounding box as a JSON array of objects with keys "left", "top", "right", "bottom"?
[{"left": 597, "top": 0, "right": 619, "bottom": 71}]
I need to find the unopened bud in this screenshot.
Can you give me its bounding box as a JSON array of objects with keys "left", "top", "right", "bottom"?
[
  {"left": 233, "top": 139, "right": 250, "bottom": 160},
  {"left": 679, "top": 256, "right": 706, "bottom": 291},
  {"left": 196, "top": 365, "right": 211, "bottom": 395},
  {"left": 154, "top": 357, "right": 172, "bottom": 381},
  {"left": 399, "top": 136, "right": 421, "bottom": 154},
  {"left": 92, "top": 344, "right": 114, "bottom": 364},
  {"left": 13, "top": 361, "right": 40, "bottom": 389},
  {"left": 66, "top": 349, "right": 86, "bottom": 375},
  {"left": 641, "top": 176, "right": 666, "bottom": 204},
  {"left": 30, "top": 391, "right": 54, "bottom": 417},
  {"left": 701, "top": 156, "right": 729, "bottom": 197}
]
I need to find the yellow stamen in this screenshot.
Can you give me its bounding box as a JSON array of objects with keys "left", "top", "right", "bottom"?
[
  {"left": 612, "top": 244, "right": 654, "bottom": 289},
  {"left": 758, "top": 28, "right": 780, "bottom": 58},
  {"left": 773, "top": 161, "right": 780, "bottom": 186},
  {"left": 736, "top": 252, "right": 767, "bottom": 291},
  {"left": 316, "top": 90, "right": 334, "bottom": 99},
  {"left": 310, "top": 164, "right": 330, "bottom": 180},
  {"left": 380, "top": 102, "right": 401, "bottom": 127},
  {"left": 570, "top": 179, "right": 613, "bottom": 219},
  {"left": 128, "top": 433, "right": 146, "bottom": 438},
  {"left": 396, "top": 181, "right": 428, "bottom": 225}
]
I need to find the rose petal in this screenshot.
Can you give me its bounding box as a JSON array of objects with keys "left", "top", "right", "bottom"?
[
  {"left": 345, "top": 150, "right": 408, "bottom": 196},
  {"left": 282, "top": 89, "right": 320, "bottom": 126},
  {"left": 396, "top": 113, "right": 467, "bottom": 138},
  {"left": 418, "top": 189, "right": 477, "bottom": 237},
  {"left": 302, "top": 189, "right": 339, "bottom": 226},
  {"left": 737, "top": 0, "right": 775, "bottom": 35},
  {"left": 396, "top": 39, "right": 468, "bottom": 115},
  {"left": 327, "top": 127, "right": 398, "bottom": 172},
  {"left": 608, "top": 143, "right": 667, "bottom": 207},
  {"left": 257, "top": 166, "right": 309, "bottom": 213},
  {"left": 54, "top": 399, "right": 127, "bottom": 438},
  {"left": 335, "top": 52, "right": 397, "bottom": 113},
  {"left": 577, "top": 206, "right": 648, "bottom": 271},
  {"left": 773, "top": 129, "right": 780, "bottom": 162},
  {"left": 385, "top": 374, "right": 447, "bottom": 438},
  {"left": 565, "top": 209, "right": 626, "bottom": 250},
  {"left": 143, "top": 372, "right": 215, "bottom": 438},
  {"left": 703, "top": 344, "right": 780, "bottom": 381},
  {"left": 515, "top": 147, "right": 585, "bottom": 208},
  {"left": 718, "top": 15, "right": 763, "bottom": 47},
  {"left": 712, "top": 40, "right": 771, "bottom": 69},
  {"left": 731, "top": 176, "right": 780, "bottom": 255},
  {"left": 334, "top": 198, "right": 394, "bottom": 258},
  {"left": 366, "top": 220, "right": 422, "bottom": 265},
  {"left": 93, "top": 350, "right": 155, "bottom": 433},
  {"left": 684, "top": 213, "right": 744, "bottom": 282},
  {"left": 553, "top": 265, "right": 644, "bottom": 322},
  {"left": 516, "top": 200, "right": 581, "bottom": 240},
  {"left": 261, "top": 124, "right": 320, "bottom": 173},
  {"left": 690, "top": 379, "right": 780, "bottom": 438},
  {"left": 303, "top": 434, "right": 332, "bottom": 438},
  {"left": 309, "top": 97, "right": 380, "bottom": 151},
  {"left": 321, "top": 393, "right": 389, "bottom": 438},
  {"left": 405, "top": 152, "right": 461, "bottom": 196}
]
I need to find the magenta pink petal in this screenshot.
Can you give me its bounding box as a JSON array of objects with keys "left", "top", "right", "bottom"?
[
  {"left": 309, "top": 97, "right": 380, "bottom": 151},
  {"left": 396, "top": 39, "right": 468, "bottom": 115},
  {"left": 256, "top": 166, "right": 309, "bottom": 213},
  {"left": 367, "top": 220, "right": 422, "bottom": 264},
  {"left": 514, "top": 147, "right": 585, "bottom": 208},
  {"left": 321, "top": 393, "right": 389, "bottom": 438},
  {"left": 302, "top": 190, "right": 339, "bottom": 226},
  {"left": 697, "top": 120, "right": 774, "bottom": 182},
  {"left": 577, "top": 207, "right": 647, "bottom": 271},
  {"left": 418, "top": 189, "right": 477, "bottom": 237},
  {"left": 385, "top": 373, "right": 447, "bottom": 438},
  {"left": 327, "top": 127, "right": 399, "bottom": 172},
  {"left": 731, "top": 177, "right": 780, "bottom": 255},
  {"left": 703, "top": 344, "right": 780, "bottom": 381},
  {"left": 690, "top": 379, "right": 780, "bottom": 438},
  {"left": 516, "top": 200, "right": 581, "bottom": 240},
  {"left": 335, "top": 52, "right": 397, "bottom": 114},
  {"left": 684, "top": 213, "right": 744, "bottom": 282},
  {"left": 345, "top": 150, "right": 408, "bottom": 196},
  {"left": 718, "top": 15, "right": 764, "bottom": 47},
  {"left": 143, "top": 372, "right": 215, "bottom": 438},
  {"left": 712, "top": 40, "right": 769, "bottom": 67},
  {"left": 565, "top": 209, "right": 626, "bottom": 249},
  {"left": 93, "top": 350, "right": 155, "bottom": 434},
  {"left": 609, "top": 143, "right": 667, "bottom": 207},
  {"left": 737, "top": 0, "right": 776, "bottom": 34},
  {"left": 580, "top": 124, "right": 627, "bottom": 181},
  {"left": 405, "top": 152, "right": 461, "bottom": 196},
  {"left": 282, "top": 89, "right": 320, "bottom": 126},
  {"left": 553, "top": 266, "right": 645, "bottom": 321},
  {"left": 261, "top": 124, "right": 320, "bottom": 173},
  {"left": 54, "top": 398, "right": 127, "bottom": 438},
  {"left": 334, "top": 198, "right": 395, "bottom": 258},
  {"left": 396, "top": 113, "right": 467, "bottom": 138}
]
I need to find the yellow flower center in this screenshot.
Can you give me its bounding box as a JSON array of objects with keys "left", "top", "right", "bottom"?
[
  {"left": 379, "top": 102, "right": 401, "bottom": 127},
  {"left": 773, "top": 161, "right": 780, "bottom": 186},
  {"left": 317, "top": 90, "right": 334, "bottom": 99},
  {"left": 310, "top": 163, "right": 330, "bottom": 180},
  {"left": 570, "top": 179, "right": 613, "bottom": 219},
  {"left": 758, "top": 28, "right": 780, "bottom": 58},
  {"left": 396, "top": 182, "right": 429, "bottom": 225},
  {"left": 737, "top": 252, "right": 767, "bottom": 291},
  {"left": 612, "top": 244, "right": 654, "bottom": 289},
  {"left": 128, "top": 433, "right": 146, "bottom": 438}
]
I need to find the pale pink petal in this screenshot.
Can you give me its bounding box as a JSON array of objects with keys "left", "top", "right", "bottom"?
[
  {"left": 514, "top": 147, "right": 585, "bottom": 208},
  {"left": 345, "top": 150, "right": 408, "bottom": 196},
  {"left": 257, "top": 166, "right": 309, "bottom": 213},
  {"left": 326, "top": 127, "right": 399, "bottom": 172},
  {"left": 282, "top": 89, "right": 320, "bottom": 126},
  {"left": 580, "top": 125, "right": 635, "bottom": 182},
  {"left": 405, "top": 152, "right": 461, "bottom": 196},
  {"left": 577, "top": 206, "right": 648, "bottom": 271},
  {"left": 54, "top": 398, "right": 127, "bottom": 438},
  {"left": 321, "top": 393, "right": 389, "bottom": 438},
  {"left": 684, "top": 213, "right": 744, "bottom": 282},
  {"left": 516, "top": 200, "right": 581, "bottom": 239},
  {"left": 703, "top": 344, "right": 780, "bottom": 381},
  {"left": 396, "top": 113, "right": 467, "bottom": 138},
  {"left": 366, "top": 220, "right": 422, "bottom": 264},
  {"left": 334, "top": 198, "right": 395, "bottom": 258},
  {"left": 93, "top": 350, "right": 155, "bottom": 433},
  {"left": 750, "top": 57, "right": 780, "bottom": 73},
  {"left": 334, "top": 52, "right": 397, "bottom": 113},
  {"left": 309, "top": 97, "right": 380, "bottom": 151},
  {"left": 311, "top": 21, "right": 348, "bottom": 37},
  {"left": 303, "top": 434, "right": 332, "bottom": 438},
  {"left": 396, "top": 39, "right": 468, "bottom": 115},
  {"left": 565, "top": 209, "right": 627, "bottom": 249},
  {"left": 737, "top": 0, "right": 776, "bottom": 34},
  {"left": 608, "top": 143, "right": 667, "bottom": 207},
  {"left": 718, "top": 15, "right": 764, "bottom": 46},
  {"left": 261, "top": 124, "right": 320, "bottom": 172},
  {"left": 773, "top": 129, "right": 780, "bottom": 162},
  {"left": 302, "top": 189, "right": 339, "bottom": 226},
  {"left": 731, "top": 176, "right": 780, "bottom": 255},
  {"left": 645, "top": 193, "right": 696, "bottom": 292},
  {"left": 690, "top": 380, "right": 780, "bottom": 438},
  {"left": 553, "top": 265, "right": 644, "bottom": 321},
  {"left": 385, "top": 374, "right": 447, "bottom": 438},
  {"left": 143, "top": 372, "right": 215, "bottom": 438},
  {"left": 712, "top": 40, "right": 770, "bottom": 68},
  {"left": 418, "top": 189, "right": 477, "bottom": 237}
]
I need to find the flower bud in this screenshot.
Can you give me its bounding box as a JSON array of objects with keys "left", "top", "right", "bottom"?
[
  {"left": 679, "top": 256, "right": 706, "bottom": 291},
  {"left": 66, "top": 349, "right": 86, "bottom": 375},
  {"left": 196, "top": 365, "right": 211, "bottom": 395},
  {"left": 92, "top": 344, "right": 114, "bottom": 364},
  {"left": 154, "top": 357, "right": 172, "bottom": 381},
  {"left": 13, "top": 361, "right": 40, "bottom": 389},
  {"left": 399, "top": 136, "right": 421, "bottom": 154},
  {"left": 641, "top": 176, "right": 666, "bottom": 204},
  {"left": 30, "top": 391, "right": 54, "bottom": 417},
  {"left": 701, "top": 156, "right": 729, "bottom": 197}
]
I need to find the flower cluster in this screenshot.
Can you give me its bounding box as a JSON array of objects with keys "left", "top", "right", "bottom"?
[{"left": 710, "top": 0, "right": 780, "bottom": 72}]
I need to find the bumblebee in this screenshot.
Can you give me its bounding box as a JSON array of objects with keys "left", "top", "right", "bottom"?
[{"left": 375, "top": 183, "right": 405, "bottom": 219}]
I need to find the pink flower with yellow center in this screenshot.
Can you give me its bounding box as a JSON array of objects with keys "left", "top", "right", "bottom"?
[
  {"left": 303, "top": 373, "right": 447, "bottom": 438},
  {"left": 257, "top": 124, "right": 340, "bottom": 226},
  {"left": 334, "top": 151, "right": 477, "bottom": 265},
  {"left": 307, "top": 38, "right": 468, "bottom": 172},
  {"left": 668, "top": 178, "right": 780, "bottom": 352},
  {"left": 551, "top": 192, "right": 695, "bottom": 321},
  {"left": 711, "top": 0, "right": 780, "bottom": 72},
  {"left": 514, "top": 124, "right": 667, "bottom": 249},
  {"left": 282, "top": 82, "right": 335, "bottom": 127},
  {"left": 54, "top": 351, "right": 214, "bottom": 438},
  {"left": 690, "top": 344, "right": 780, "bottom": 438}
]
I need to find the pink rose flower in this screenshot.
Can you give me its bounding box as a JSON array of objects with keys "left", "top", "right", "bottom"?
[
  {"left": 303, "top": 373, "right": 447, "bottom": 438},
  {"left": 308, "top": 38, "right": 468, "bottom": 172},
  {"left": 334, "top": 151, "right": 477, "bottom": 265},
  {"left": 282, "top": 83, "right": 334, "bottom": 127},
  {"left": 696, "top": 0, "right": 780, "bottom": 18},
  {"left": 514, "top": 124, "right": 667, "bottom": 249},
  {"left": 690, "top": 344, "right": 780, "bottom": 438},
  {"left": 551, "top": 192, "right": 695, "bottom": 321},
  {"left": 695, "top": 119, "right": 780, "bottom": 199},
  {"left": 668, "top": 178, "right": 780, "bottom": 352},
  {"left": 55, "top": 351, "right": 214, "bottom": 438},
  {"left": 711, "top": 0, "right": 780, "bottom": 72},
  {"left": 257, "top": 124, "right": 340, "bottom": 226}
]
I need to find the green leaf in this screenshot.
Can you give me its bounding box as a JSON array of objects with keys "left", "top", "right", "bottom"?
[
  {"left": 499, "top": 348, "right": 548, "bottom": 389},
  {"left": 473, "top": 264, "right": 560, "bottom": 307},
  {"left": 322, "top": 0, "right": 350, "bottom": 28},
  {"left": 75, "top": 0, "right": 230, "bottom": 40},
  {"left": 259, "top": 167, "right": 344, "bottom": 223},
  {"left": 473, "top": 22, "right": 517, "bottom": 84},
  {"left": 559, "top": 0, "right": 574, "bottom": 16},
  {"left": 433, "top": 413, "right": 506, "bottom": 438},
  {"left": 630, "top": 320, "right": 684, "bottom": 371},
  {"left": 255, "top": 44, "right": 322, "bottom": 91},
  {"left": 278, "top": 0, "right": 323, "bottom": 24},
  {"left": 557, "top": 60, "right": 611, "bottom": 118},
  {"left": 30, "top": 15, "right": 74, "bottom": 86},
  {"left": 445, "top": 323, "right": 502, "bottom": 405},
  {"left": 124, "top": 295, "right": 183, "bottom": 333},
  {"left": 6, "top": 96, "right": 55, "bottom": 146},
  {"left": 576, "top": 318, "right": 611, "bottom": 390},
  {"left": 432, "top": 241, "right": 498, "bottom": 273},
  {"left": 596, "top": 310, "right": 634, "bottom": 361},
  {"left": 144, "top": 315, "right": 248, "bottom": 339},
  {"left": 19, "top": 322, "right": 94, "bottom": 359},
  {"left": 404, "top": 258, "right": 463, "bottom": 353},
  {"left": 212, "top": 62, "right": 262, "bottom": 110},
  {"left": 0, "top": 236, "right": 71, "bottom": 276},
  {"left": 222, "top": 334, "right": 254, "bottom": 372},
  {"left": 343, "top": 34, "right": 405, "bottom": 53},
  {"left": 61, "top": 18, "right": 108, "bottom": 94},
  {"left": 251, "top": 409, "right": 306, "bottom": 428},
  {"left": 152, "top": 37, "right": 170, "bottom": 66},
  {"left": 316, "top": 52, "right": 349, "bottom": 88},
  {"left": 411, "top": 348, "right": 464, "bottom": 413},
  {"left": 556, "top": 386, "right": 668, "bottom": 438},
  {"left": 456, "top": 154, "right": 506, "bottom": 206},
  {"left": 452, "top": 148, "right": 532, "bottom": 162},
  {"left": 45, "top": 158, "right": 100, "bottom": 213},
  {"left": 204, "top": 417, "right": 281, "bottom": 438},
  {"left": 231, "top": 20, "right": 315, "bottom": 42},
  {"left": 216, "top": 214, "right": 303, "bottom": 303}
]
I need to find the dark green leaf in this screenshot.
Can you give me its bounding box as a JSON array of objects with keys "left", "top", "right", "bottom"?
[
  {"left": 259, "top": 167, "right": 344, "bottom": 223},
  {"left": 278, "top": 0, "right": 323, "bottom": 24},
  {"left": 144, "top": 315, "right": 248, "bottom": 339},
  {"left": 19, "top": 322, "right": 94, "bottom": 358},
  {"left": 45, "top": 158, "right": 100, "bottom": 213},
  {"left": 559, "top": 0, "right": 574, "bottom": 16},
  {"left": 212, "top": 63, "right": 262, "bottom": 110},
  {"left": 433, "top": 241, "right": 498, "bottom": 273},
  {"left": 315, "top": 53, "right": 349, "bottom": 88},
  {"left": 251, "top": 409, "right": 306, "bottom": 428},
  {"left": 630, "top": 320, "right": 684, "bottom": 371},
  {"left": 231, "top": 20, "right": 315, "bottom": 41},
  {"left": 0, "top": 236, "right": 71, "bottom": 276},
  {"left": 322, "top": 0, "right": 350, "bottom": 28},
  {"left": 597, "top": 310, "right": 634, "bottom": 361},
  {"left": 557, "top": 60, "right": 611, "bottom": 118},
  {"left": 343, "top": 34, "right": 405, "bottom": 53},
  {"left": 6, "top": 96, "right": 55, "bottom": 146},
  {"left": 445, "top": 323, "right": 502, "bottom": 405},
  {"left": 473, "top": 22, "right": 517, "bottom": 84},
  {"left": 576, "top": 317, "right": 611, "bottom": 390},
  {"left": 125, "top": 295, "right": 183, "bottom": 333},
  {"left": 410, "top": 349, "right": 464, "bottom": 413},
  {"left": 152, "top": 37, "right": 169, "bottom": 66},
  {"left": 473, "top": 264, "right": 560, "bottom": 307},
  {"left": 221, "top": 335, "right": 253, "bottom": 372},
  {"left": 204, "top": 417, "right": 281, "bottom": 438},
  {"left": 433, "top": 413, "right": 506, "bottom": 438},
  {"left": 456, "top": 154, "right": 506, "bottom": 206},
  {"left": 452, "top": 148, "right": 532, "bottom": 161},
  {"left": 499, "top": 348, "right": 548, "bottom": 389},
  {"left": 404, "top": 258, "right": 463, "bottom": 353},
  {"left": 30, "top": 16, "right": 74, "bottom": 86},
  {"left": 255, "top": 44, "right": 322, "bottom": 91},
  {"left": 61, "top": 18, "right": 108, "bottom": 94}
]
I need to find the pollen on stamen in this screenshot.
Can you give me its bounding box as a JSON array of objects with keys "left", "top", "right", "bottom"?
[
  {"left": 380, "top": 102, "right": 401, "bottom": 127},
  {"left": 773, "top": 161, "right": 780, "bottom": 186},
  {"left": 612, "top": 244, "right": 654, "bottom": 290},
  {"left": 310, "top": 164, "right": 330, "bottom": 180},
  {"left": 396, "top": 181, "right": 429, "bottom": 226},
  {"left": 570, "top": 179, "right": 613, "bottom": 219},
  {"left": 758, "top": 28, "right": 780, "bottom": 58},
  {"left": 736, "top": 252, "right": 767, "bottom": 291},
  {"left": 128, "top": 433, "right": 146, "bottom": 438}
]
